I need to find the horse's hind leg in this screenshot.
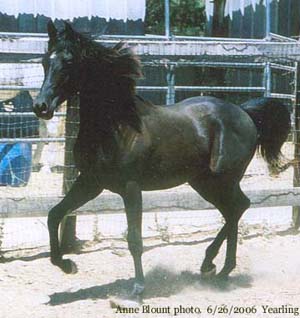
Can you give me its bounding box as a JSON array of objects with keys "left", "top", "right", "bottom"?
[
  {"left": 48, "top": 173, "right": 103, "bottom": 273},
  {"left": 200, "top": 223, "right": 228, "bottom": 275},
  {"left": 122, "top": 181, "right": 144, "bottom": 296},
  {"left": 190, "top": 178, "right": 250, "bottom": 279},
  {"left": 217, "top": 186, "right": 250, "bottom": 279}
]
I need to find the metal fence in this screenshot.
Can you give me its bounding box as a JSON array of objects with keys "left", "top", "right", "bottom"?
[
  {"left": 0, "top": 33, "right": 298, "bottom": 191},
  {"left": 0, "top": 33, "right": 300, "bottom": 251}
]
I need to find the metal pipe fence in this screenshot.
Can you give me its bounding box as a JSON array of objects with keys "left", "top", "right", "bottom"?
[
  {"left": 0, "top": 36, "right": 297, "bottom": 205},
  {"left": 0, "top": 34, "right": 299, "bottom": 253},
  {"left": 0, "top": 52, "right": 296, "bottom": 143}
]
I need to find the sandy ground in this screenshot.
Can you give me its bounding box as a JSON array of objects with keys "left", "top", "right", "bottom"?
[{"left": 0, "top": 228, "right": 299, "bottom": 318}]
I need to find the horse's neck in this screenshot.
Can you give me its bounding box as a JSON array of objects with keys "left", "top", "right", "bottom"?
[
  {"left": 76, "top": 91, "right": 151, "bottom": 157},
  {"left": 76, "top": 94, "right": 119, "bottom": 160}
]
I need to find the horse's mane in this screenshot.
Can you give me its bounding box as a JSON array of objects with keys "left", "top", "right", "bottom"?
[
  {"left": 54, "top": 28, "right": 142, "bottom": 80},
  {"left": 52, "top": 26, "right": 144, "bottom": 132}
]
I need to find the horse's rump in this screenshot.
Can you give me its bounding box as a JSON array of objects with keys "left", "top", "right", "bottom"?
[{"left": 181, "top": 97, "right": 258, "bottom": 174}]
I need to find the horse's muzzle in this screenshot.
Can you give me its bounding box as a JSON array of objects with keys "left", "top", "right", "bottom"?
[{"left": 33, "top": 101, "right": 54, "bottom": 120}]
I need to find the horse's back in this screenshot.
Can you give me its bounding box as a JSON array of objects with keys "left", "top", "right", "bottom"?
[{"left": 181, "top": 96, "right": 256, "bottom": 133}]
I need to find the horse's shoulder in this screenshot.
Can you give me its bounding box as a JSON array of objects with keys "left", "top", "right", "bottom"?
[{"left": 117, "top": 122, "right": 151, "bottom": 157}]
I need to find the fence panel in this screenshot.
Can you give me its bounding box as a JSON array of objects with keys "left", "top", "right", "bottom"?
[{"left": 0, "top": 35, "right": 299, "bottom": 252}]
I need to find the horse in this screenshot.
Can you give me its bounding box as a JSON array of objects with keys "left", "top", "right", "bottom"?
[{"left": 33, "top": 21, "right": 291, "bottom": 296}]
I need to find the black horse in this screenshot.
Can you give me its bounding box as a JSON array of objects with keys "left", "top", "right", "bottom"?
[{"left": 33, "top": 21, "right": 291, "bottom": 295}]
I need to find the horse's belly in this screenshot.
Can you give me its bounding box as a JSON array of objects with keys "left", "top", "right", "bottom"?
[
  {"left": 138, "top": 155, "right": 208, "bottom": 191},
  {"left": 139, "top": 173, "right": 187, "bottom": 190}
]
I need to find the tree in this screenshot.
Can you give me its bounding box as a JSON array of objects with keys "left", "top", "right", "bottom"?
[
  {"left": 145, "top": 0, "right": 206, "bottom": 36},
  {"left": 211, "top": 0, "right": 228, "bottom": 37}
]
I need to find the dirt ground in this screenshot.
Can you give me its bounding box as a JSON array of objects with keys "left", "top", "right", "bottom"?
[{"left": 0, "top": 226, "right": 299, "bottom": 318}]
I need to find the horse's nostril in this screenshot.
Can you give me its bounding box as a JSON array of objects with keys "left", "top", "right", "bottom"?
[{"left": 40, "top": 103, "right": 48, "bottom": 113}]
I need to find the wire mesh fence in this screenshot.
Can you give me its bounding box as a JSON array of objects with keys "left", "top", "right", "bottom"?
[{"left": 0, "top": 35, "right": 299, "bottom": 255}]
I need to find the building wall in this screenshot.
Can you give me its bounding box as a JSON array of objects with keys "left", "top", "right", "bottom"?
[
  {"left": 206, "top": 0, "right": 300, "bottom": 39},
  {"left": 0, "top": 0, "right": 146, "bottom": 34}
]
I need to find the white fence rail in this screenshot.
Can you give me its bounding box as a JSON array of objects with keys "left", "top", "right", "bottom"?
[{"left": 0, "top": 187, "right": 299, "bottom": 218}]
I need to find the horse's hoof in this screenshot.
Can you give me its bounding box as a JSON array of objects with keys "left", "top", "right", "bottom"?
[
  {"left": 131, "top": 282, "right": 145, "bottom": 297},
  {"left": 50, "top": 257, "right": 61, "bottom": 267},
  {"left": 216, "top": 272, "right": 229, "bottom": 281},
  {"left": 61, "top": 259, "right": 78, "bottom": 274},
  {"left": 201, "top": 264, "right": 217, "bottom": 279}
]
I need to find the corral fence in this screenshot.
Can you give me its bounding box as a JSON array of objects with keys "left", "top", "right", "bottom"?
[{"left": 1, "top": 32, "right": 300, "bottom": 253}]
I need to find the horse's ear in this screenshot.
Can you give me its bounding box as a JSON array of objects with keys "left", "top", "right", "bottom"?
[
  {"left": 63, "top": 21, "right": 75, "bottom": 35},
  {"left": 47, "top": 20, "right": 57, "bottom": 42}
]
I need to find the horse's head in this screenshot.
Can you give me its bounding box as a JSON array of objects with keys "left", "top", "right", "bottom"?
[
  {"left": 34, "top": 20, "right": 142, "bottom": 123},
  {"left": 33, "top": 21, "right": 80, "bottom": 120}
]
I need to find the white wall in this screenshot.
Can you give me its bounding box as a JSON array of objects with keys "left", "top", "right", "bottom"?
[
  {"left": 205, "top": 0, "right": 278, "bottom": 19},
  {"left": 0, "top": 0, "right": 146, "bottom": 21}
]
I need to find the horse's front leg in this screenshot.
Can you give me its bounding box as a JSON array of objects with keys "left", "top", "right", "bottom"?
[
  {"left": 122, "top": 181, "right": 144, "bottom": 296},
  {"left": 48, "top": 173, "right": 103, "bottom": 273}
]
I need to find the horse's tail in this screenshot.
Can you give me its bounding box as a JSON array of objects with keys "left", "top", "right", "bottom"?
[{"left": 241, "top": 97, "right": 291, "bottom": 174}]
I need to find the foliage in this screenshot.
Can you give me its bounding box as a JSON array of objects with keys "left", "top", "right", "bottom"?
[{"left": 145, "top": 0, "right": 206, "bottom": 36}]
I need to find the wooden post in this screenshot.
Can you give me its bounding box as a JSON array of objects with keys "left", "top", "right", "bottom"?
[
  {"left": 166, "top": 65, "right": 175, "bottom": 105},
  {"left": 60, "top": 95, "right": 80, "bottom": 253},
  {"left": 292, "top": 62, "right": 300, "bottom": 229},
  {"left": 263, "top": 62, "right": 271, "bottom": 97},
  {"left": 210, "top": 0, "right": 228, "bottom": 100}
]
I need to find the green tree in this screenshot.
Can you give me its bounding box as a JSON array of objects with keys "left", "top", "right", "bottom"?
[{"left": 145, "top": 0, "right": 206, "bottom": 36}]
